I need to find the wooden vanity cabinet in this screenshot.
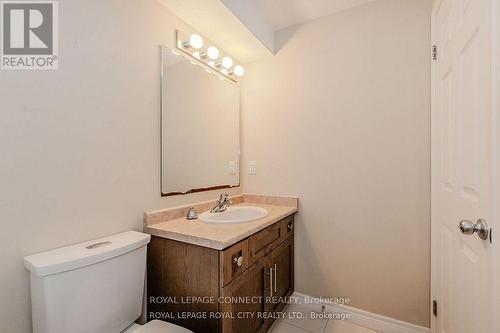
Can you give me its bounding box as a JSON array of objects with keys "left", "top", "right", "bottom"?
[
  {"left": 147, "top": 215, "right": 295, "bottom": 333},
  {"left": 220, "top": 256, "right": 270, "bottom": 333},
  {"left": 270, "top": 237, "right": 294, "bottom": 313}
]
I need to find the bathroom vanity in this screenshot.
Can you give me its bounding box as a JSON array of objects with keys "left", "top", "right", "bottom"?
[{"left": 144, "top": 195, "right": 297, "bottom": 333}]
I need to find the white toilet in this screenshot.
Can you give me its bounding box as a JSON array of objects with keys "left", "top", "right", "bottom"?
[{"left": 24, "top": 231, "right": 193, "bottom": 333}]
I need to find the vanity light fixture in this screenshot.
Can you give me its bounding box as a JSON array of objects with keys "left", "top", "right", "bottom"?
[
  {"left": 200, "top": 46, "right": 219, "bottom": 61},
  {"left": 176, "top": 30, "right": 244, "bottom": 82},
  {"left": 221, "top": 56, "right": 233, "bottom": 69},
  {"left": 185, "top": 34, "right": 203, "bottom": 49},
  {"left": 207, "top": 46, "right": 220, "bottom": 60},
  {"left": 233, "top": 65, "right": 245, "bottom": 77}
]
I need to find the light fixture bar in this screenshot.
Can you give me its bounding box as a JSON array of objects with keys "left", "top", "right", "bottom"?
[{"left": 175, "top": 30, "right": 244, "bottom": 83}]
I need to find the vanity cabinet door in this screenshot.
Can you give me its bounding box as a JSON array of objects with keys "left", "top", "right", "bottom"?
[
  {"left": 220, "top": 240, "right": 249, "bottom": 286},
  {"left": 270, "top": 237, "right": 294, "bottom": 312},
  {"left": 220, "top": 256, "right": 271, "bottom": 333}
]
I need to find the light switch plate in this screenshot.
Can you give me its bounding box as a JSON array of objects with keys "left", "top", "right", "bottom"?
[
  {"left": 228, "top": 161, "right": 237, "bottom": 175},
  {"left": 248, "top": 161, "right": 256, "bottom": 175}
]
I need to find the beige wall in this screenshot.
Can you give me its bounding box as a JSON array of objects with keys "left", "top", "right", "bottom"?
[
  {"left": 0, "top": 2, "right": 240, "bottom": 332},
  {"left": 241, "top": 0, "right": 431, "bottom": 327},
  {"left": 0, "top": 0, "right": 431, "bottom": 331}
]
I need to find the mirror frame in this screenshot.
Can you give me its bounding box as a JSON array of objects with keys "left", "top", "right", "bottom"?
[{"left": 159, "top": 45, "right": 241, "bottom": 197}]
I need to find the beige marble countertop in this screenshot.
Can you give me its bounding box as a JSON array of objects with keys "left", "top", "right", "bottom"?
[{"left": 144, "top": 195, "right": 298, "bottom": 250}]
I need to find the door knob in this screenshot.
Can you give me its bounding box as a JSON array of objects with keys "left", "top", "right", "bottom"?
[{"left": 458, "top": 219, "right": 490, "bottom": 240}]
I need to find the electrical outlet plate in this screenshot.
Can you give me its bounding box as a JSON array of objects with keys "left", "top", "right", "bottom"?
[{"left": 228, "top": 161, "right": 237, "bottom": 175}]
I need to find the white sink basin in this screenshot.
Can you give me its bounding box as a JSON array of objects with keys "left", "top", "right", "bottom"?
[{"left": 199, "top": 206, "right": 268, "bottom": 224}]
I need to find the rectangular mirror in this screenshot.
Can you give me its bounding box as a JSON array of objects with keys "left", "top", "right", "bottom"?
[{"left": 160, "top": 45, "right": 240, "bottom": 196}]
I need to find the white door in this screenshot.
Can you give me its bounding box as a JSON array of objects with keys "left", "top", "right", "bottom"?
[{"left": 431, "top": 0, "right": 495, "bottom": 332}]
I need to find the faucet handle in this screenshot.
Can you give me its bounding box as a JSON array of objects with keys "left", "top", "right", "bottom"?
[
  {"left": 186, "top": 207, "right": 198, "bottom": 220},
  {"left": 219, "top": 193, "right": 230, "bottom": 203},
  {"left": 210, "top": 194, "right": 231, "bottom": 213}
]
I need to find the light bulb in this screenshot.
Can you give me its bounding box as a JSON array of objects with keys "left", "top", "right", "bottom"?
[
  {"left": 221, "top": 56, "right": 233, "bottom": 69},
  {"left": 189, "top": 34, "right": 203, "bottom": 49},
  {"left": 233, "top": 65, "right": 245, "bottom": 77},
  {"left": 207, "top": 46, "right": 219, "bottom": 60}
]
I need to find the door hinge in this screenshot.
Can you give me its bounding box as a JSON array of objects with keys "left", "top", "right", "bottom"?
[
  {"left": 432, "top": 45, "right": 438, "bottom": 61},
  {"left": 433, "top": 300, "right": 438, "bottom": 317}
]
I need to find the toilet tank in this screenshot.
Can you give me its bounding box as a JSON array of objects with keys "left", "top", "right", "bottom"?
[{"left": 24, "top": 231, "right": 151, "bottom": 333}]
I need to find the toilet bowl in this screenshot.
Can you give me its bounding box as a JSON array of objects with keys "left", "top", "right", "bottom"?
[
  {"left": 24, "top": 231, "right": 193, "bottom": 333},
  {"left": 124, "top": 320, "right": 192, "bottom": 333}
]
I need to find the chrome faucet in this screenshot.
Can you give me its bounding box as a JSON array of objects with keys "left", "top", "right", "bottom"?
[{"left": 211, "top": 194, "right": 231, "bottom": 213}]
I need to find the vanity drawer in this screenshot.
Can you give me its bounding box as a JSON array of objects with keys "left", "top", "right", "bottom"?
[
  {"left": 220, "top": 240, "right": 249, "bottom": 286},
  {"left": 248, "top": 222, "right": 282, "bottom": 264}
]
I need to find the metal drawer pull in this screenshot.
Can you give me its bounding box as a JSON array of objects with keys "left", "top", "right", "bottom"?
[
  {"left": 86, "top": 241, "right": 112, "bottom": 250},
  {"left": 268, "top": 267, "right": 274, "bottom": 297},
  {"left": 274, "top": 264, "right": 277, "bottom": 292},
  {"left": 233, "top": 255, "right": 244, "bottom": 267}
]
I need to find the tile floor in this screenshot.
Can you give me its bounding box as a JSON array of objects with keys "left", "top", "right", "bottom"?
[{"left": 270, "top": 303, "right": 379, "bottom": 333}]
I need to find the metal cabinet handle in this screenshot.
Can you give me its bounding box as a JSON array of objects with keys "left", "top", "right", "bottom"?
[
  {"left": 458, "top": 218, "right": 490, "bottom": 240},
  {"left": 274, "top": 264, "right": 277, "bottom": 292},
  {"left": 269, "top": 267, "right": 274, "bottom": 297},
  {"left": 232, "top": 256, "right": 244, "bottom": 267}
]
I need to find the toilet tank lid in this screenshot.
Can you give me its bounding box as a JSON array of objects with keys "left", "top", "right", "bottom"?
[{"left": 24, "top": 231, "right": 151, "bottom": 277}]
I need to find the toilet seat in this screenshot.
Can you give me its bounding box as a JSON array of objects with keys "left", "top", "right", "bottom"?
[{"left": 134, "top": 320, "right": 193, "bottom": 333}]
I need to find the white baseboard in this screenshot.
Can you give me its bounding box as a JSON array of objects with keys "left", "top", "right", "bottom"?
[{"left": 292, "top": 292, "right": 430, "bottom": 333}]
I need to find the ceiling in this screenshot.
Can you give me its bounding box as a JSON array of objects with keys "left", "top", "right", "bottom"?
[
  {"left": 247, "top": 0, "right": 378, "bottom": 31},
  {"left": 158, "top": 0, "right": 272, "bottom": 63},
  {"left": 158, "top": 0, "right": 378, "bottom": 63}
]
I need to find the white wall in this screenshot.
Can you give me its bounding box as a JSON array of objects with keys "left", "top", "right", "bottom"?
[
  {"left": 0, "top": 1, "right": 240, "bottom": 332},
  {"left": 241, "top": 0, "right": 431, "bottom": 327}
]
